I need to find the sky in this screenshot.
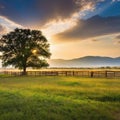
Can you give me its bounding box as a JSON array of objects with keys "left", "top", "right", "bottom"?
[{"left": 0, "top": 0, "right": 120, "bottom": 59}]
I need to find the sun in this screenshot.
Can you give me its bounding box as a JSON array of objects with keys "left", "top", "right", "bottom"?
[{"left": 32, "top": 49, "right": 37, "bottom": 54}]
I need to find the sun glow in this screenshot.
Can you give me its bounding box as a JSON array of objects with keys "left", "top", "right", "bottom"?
[
  {"left": 41, "top": 18, "right": 77, "bottom": 42},
  {"left": 32, "top": 49, "right": 37, "bottom": 54}
]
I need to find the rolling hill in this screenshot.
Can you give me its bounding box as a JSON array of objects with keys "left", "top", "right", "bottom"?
[{"left": 48, "top": 56, "right": 120, "bottom": 68}]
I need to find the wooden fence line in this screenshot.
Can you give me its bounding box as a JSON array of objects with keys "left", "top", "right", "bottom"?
[{"left": 1, "top": 71, "right": 120, "bottom": 78}]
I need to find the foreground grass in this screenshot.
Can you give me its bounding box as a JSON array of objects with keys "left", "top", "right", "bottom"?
[{"left": 0, "top": 76, "right": 120, "bottom": 120}]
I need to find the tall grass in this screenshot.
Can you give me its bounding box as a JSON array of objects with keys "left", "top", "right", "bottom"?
[{"left": 0, "top": 76, "right": 120, "bottom": 120}]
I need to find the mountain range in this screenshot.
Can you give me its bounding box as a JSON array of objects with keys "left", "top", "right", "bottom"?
[{"left": 48, "top": 56, "right": 120, "bottom": 68}]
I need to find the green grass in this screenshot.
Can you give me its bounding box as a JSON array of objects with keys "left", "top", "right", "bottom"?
[{"left": 0, "top": 76, "right": 120, "bottom": 120}]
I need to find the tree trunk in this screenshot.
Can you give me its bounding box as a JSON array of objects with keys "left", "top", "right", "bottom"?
[{"left": 22, "top": 66, "right": 27, "bottom": 75}]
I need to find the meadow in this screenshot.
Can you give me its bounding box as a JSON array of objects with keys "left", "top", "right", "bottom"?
[{"left": 0, "top": 76, "right": 120, "bottom": 120}]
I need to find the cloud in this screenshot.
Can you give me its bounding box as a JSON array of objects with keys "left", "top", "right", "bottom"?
[
  {"left": 0, "top": 0, "right": 117, "bottom": 41},
  {"left": 0, "top": 16, "right": 22, "bottom": 28},
  {"left": 41, "top": 0, "right": 107, "bottom": 41},
  {"left": 117, "top": 41, "right": 120, "bottom": 44},
  {"left": 0, "top": 0, "right": 103, "bottom": 28},
  {"left": 114, "top": 34, "right": 120, "bottom": 45},
  {"left": 53, "top": 15, "right": 120, "bottom": 42},
  {"left": 0, "top": 24, "right": 7, "bottom": 34},
  {"left": 114, "top": 40, "right": 120, "bottom": 45},
  {"left": 112, "top": 0, "right": 120, "bottom": 2},
  {"left": 0, "top": 16, "right": 23, "bottom": 37},
  {"left": 91, "top": 39, "right": 99, "bottom": 42},
  {"left": 0, "top": 4, "right": 5, "bottom": 9},
  {"left": 115, "top": 35, "right": 120, "bottom": 39},
  {"left": 0, "top": 0, "right": 76, "bottom": 27}
]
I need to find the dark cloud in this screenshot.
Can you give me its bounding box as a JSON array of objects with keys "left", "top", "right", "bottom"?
[
  {"left": 34, "top": 0, "right": 78, "bottom": 27},
  {"left": 0, "top": 0, "right": 79, "bottom": 27},
  {"left": 0, "top": 4, "right": 5, "bottom": 9},
  {"left": 0, "top": 0, "right": 101, "bottom": 27},
  {"left": 54, "top": 15, "right": 120, "bottom": 42}
]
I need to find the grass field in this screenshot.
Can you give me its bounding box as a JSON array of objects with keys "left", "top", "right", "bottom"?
[{"left": 0, "top": 76, "right": 120, "bottom": 120}]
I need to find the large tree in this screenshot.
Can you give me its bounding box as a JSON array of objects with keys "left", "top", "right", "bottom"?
[{"left": 0, "top": 28, "right": 51, "bottom": 75}]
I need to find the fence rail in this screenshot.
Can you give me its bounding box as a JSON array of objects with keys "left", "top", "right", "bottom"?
[{"left": 1, "top": 70, "right": 120, "bottom": 78}]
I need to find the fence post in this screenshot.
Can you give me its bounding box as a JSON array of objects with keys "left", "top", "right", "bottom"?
[
  {"left": 90, "top": 71, "right": 94, "bottom": 78},
  {"left": 66, "top": 71, "right": 67, "bottom": 76},
  {"left": 73, "top": 71, "right": 74, "bottom": 76},
  {"left": 105, "top": 71, "right": 107, "bottom": 78},
  {"left": 114, "top": 71, "right": 115, "bottom": 78}
]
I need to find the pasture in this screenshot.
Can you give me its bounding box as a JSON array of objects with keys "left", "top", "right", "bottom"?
[{"left": 0, "top": 76, "right": 120, "bottom": 120}]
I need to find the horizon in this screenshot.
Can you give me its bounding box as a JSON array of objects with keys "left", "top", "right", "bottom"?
[
  {"left": 50, "top": 55, "right": 120, "bottom": 60},
  {"left": 0, "top": 0, "right": 120, "bottom": 59},
  {"left": 0, "top": 55, "right": 120, "bottom": 68}
]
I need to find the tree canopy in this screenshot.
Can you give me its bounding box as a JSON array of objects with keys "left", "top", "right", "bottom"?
[{"left": 0, "top": 28, "right": 51, "bottom": 74}]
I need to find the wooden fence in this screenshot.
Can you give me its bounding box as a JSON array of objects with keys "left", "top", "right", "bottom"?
[{"left": 1, "top": 70, "right": 120, "bottom": 78}]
